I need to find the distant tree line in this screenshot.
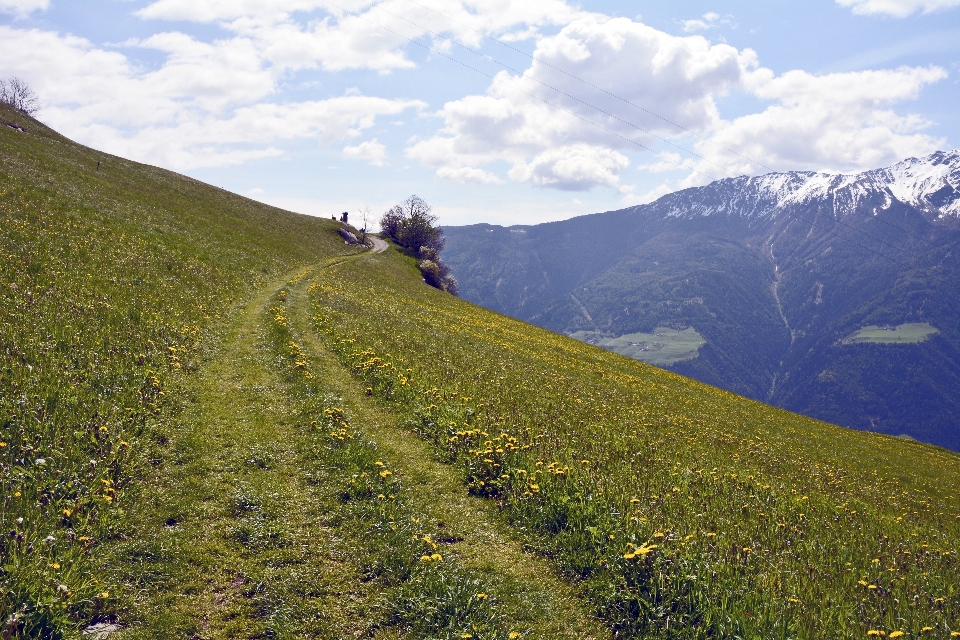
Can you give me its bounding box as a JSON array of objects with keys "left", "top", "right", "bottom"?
[
  {"left": 0, "top": 77, "right": 40, "bottom": 116},
  {"left": 380, "top": 195, "right": 459, "bottom": 295}
]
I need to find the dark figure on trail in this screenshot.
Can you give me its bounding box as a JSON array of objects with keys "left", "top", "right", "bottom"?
[{"left": 340, "top": 211, "right": 348, "bottom": 223}]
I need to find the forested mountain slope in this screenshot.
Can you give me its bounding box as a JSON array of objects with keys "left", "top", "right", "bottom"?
[{"left": 443, "top": 152, "right": 960, "bottom": 450}]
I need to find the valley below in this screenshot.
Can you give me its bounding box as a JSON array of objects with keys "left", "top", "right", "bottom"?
[{"left": 444, "top": 152, "right": 960, "bottom": 451}]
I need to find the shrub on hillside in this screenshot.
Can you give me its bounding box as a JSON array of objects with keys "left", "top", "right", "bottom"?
[
  {"left": 418, "top": 246, "right": 459, "bottom": 296},
  {"left": 381, "top": 196, "right": 458, "bottom": 295}
]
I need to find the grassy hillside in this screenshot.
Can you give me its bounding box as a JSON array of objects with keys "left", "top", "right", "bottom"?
[
  {"left": 309, "top": 246, "right": 960, "bottom": 638},
  {"left": 0, "top": 104, "right": 360, "bottom": 635},
  {"left": 442, "top": 197, "right": 960, "bottom": 451},
  {"left": 1, "top": 106, "right": 606, "bottom": 640},
  {"left": 3, "top": 105, "right": 960, "bottom": 639}
]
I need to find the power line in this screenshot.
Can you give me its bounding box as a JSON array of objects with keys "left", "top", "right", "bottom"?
[
  {"left": 397, "top": 0, "right": 950, "bottom": 254},
  {"left": 319, "top": 0, "right": 719, "bottom": 182},
  {"left": 400, "top": 0, "right": 775, "bottom": 173},
  {"left": 319, "top": 0, "right": 928, "bottom": 268},
  {"left": 364, "top": 0, "right": 736, "bottom": 178}
]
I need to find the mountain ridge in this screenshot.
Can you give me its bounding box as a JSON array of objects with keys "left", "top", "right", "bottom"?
[{"left": 442, "top": 151, "right": 960, "bottom": 450}]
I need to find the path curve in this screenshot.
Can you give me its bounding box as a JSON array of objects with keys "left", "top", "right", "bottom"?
[{"left": 367, "top": 235, "right": 388, "bottom": 253}]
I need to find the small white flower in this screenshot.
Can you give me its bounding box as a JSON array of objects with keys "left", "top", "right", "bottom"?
[{"left": 35, "top": 458, "right": 46, "bottom": 465}]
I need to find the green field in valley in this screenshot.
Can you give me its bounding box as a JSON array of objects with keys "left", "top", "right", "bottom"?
[
  {"left": 3, "top": 105, "right": 960, "bottom": 639},
  {"left": 843, "top": 323, "right": 940, "bottom": 344},
  {"left": 570, "top": 327, "right": 706, "bottom": 365}
]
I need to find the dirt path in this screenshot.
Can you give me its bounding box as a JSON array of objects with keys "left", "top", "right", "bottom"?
[
  {"left": 122, "top": 258, "right": 378, "bottom": 638},
  {"left": 286, "top": 264, "right": 609, "bottom": 639},
  {"left": 123, "top": 248, "right": 607, "bottom": 638},
  {"left": 368, "top": 235, "right": 389, "bottom": 253}
]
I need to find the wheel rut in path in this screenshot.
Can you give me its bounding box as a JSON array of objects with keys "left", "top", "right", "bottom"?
[
  {"left": 288, "top": 258, "right": 609, "bottom": 639},
  {"left": 127, "top": 250, "right": 607, "bottom": 639},
  {"left": 124, "top": 256, "right": 377, "bottom": 638}
]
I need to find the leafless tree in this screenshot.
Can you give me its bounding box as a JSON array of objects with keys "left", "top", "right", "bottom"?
[{"left": 0, "top": 77, "right": 40, "bottom": 116}]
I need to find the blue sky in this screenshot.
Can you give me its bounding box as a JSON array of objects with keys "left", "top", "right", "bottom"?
[{"left": 2, "top": 0, "right": 959, "bottom": 228}]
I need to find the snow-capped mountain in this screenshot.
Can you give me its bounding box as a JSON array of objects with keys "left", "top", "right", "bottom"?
[
  {"left": 868, "top": 150, "right": 960, "bottom": 218},
  {"left": 443, "top": 150, "right": 960, "bottom": 450},
  {"left": 636, "top": 150, "right": 960, "bottom": 222}
]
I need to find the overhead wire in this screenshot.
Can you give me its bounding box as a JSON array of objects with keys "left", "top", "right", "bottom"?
[
  {"left": 361, "top": 0, "right": 737, "bottom": 178},
  {"left": 400, "top": 0, "right": 776, "bottom": 173},
  {"left": 394, "top": 0, "right": 952, "bottom": 257},
  {"left": 321, "top": 0, "right": 935, "bottom": 267},
  {"left": 318, "top": 0, "right": 719, "bottom": 183}
]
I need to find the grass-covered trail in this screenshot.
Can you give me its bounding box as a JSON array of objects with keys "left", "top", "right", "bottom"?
[{"left": 120, "top": 254, "right": 607, "bottom": 639}]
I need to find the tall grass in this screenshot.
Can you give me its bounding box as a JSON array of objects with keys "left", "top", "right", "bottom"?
[
  {"left": 0, "top": 105, "right": 353, "bottom": 636},
  {"left": 268, "top": 285, "right": 521, "bottom": 640},
  {"left": 308, "top": 249, "right": 960, "bottom": 638}
]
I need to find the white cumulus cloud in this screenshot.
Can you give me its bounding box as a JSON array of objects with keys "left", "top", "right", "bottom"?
[
  {"left": 0, "top": 0, "right": 47, "bottom": 18},
  {"left": 836, "top": 0, "right": 960, "bottom": 16},
  {"left": 681, "top": 12, "right": 736, "bottom": 32},
  {"left": 0, "top": 25, "right": 423, "bottom": 169},
  {"left": 682, "top": 65, "right": 948, "bottom": 184},
  {"left": 436, "top": 166, "right": 503, "bottom": 184},
  {"left": 408, "top": 13, "right": 757, "bottom": 190},
  {"left": 343, "top": 139, "right": 387, "bottom": 166},
  {"left": 136, "top": 0, "right": 580, "bottom": 73},
  {"left": 509, "top": 144, "right": 629, "bottom": 190}
]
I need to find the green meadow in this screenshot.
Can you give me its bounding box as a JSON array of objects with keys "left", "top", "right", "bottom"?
[
  {"left": 570, "top": 327, "right": 706, "bottom": 366},
  {"left": 843, "top": 323, "right": 940, "bottom": 345},
  {"left": 2, "top": 105, "right": 960, "bottom": 639}
]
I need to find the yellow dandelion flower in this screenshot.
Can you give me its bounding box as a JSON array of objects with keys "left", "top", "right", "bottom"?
[
  {"left": 420, "top": 555, "right": 432, "bottom": 562},
  {"left": 921, "top": 628, "right": 933, "bottom": 633},
  {"left": 509, "top": 634, "right": 522, "bottom": 639},
  {"left": 476, "top": 593, "right": 487, "bottom": 600},
  {"left": 866, "top": 631, "right": 884, "bottom": 637},
  {"left": 889, "top": 633, "right": 904, "bottom": 639},
  {"left": 431, "top": 553, "right": 443, "bottom": 562}
]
